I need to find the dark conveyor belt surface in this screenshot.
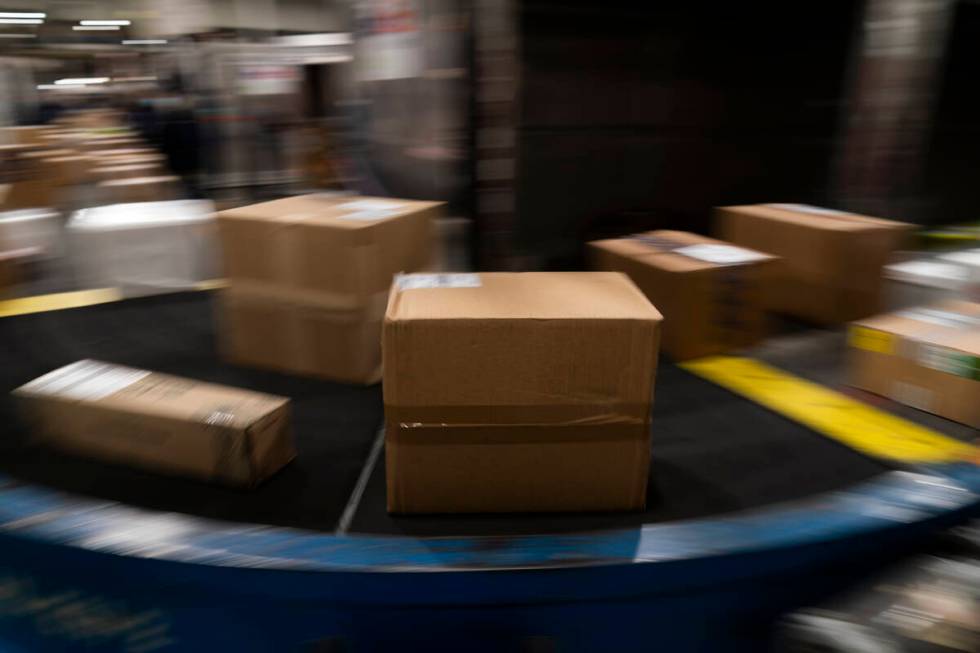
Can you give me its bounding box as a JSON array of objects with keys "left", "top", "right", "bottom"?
[{"left": 0, "top": 291, "right": 890, "bottom": 536}]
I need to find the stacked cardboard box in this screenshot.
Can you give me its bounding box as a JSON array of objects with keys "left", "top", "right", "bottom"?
[
  {"left": 849, "top": 301, "right": 980, "bottom": 428},
  {"left": 14, "top": 360, "right": 295, "bottom": 486},
  {"left": 98, "top": 175, "right": 181, "bottom": 204},
  {"left": 716, "top": 204, "right": 911, "bottom": 323},
  {"left": 217, "top": 195, "right": 440, "bottom": 383},
  {"left": 590, "top": 230, "right": 777, "bottom": 360},
  {"left": 384, "top": 272, "right": 662, "bottom": 513}
]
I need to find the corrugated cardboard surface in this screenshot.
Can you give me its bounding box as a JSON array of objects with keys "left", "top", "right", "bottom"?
[
  {"left": 849, "top": 301, "right": 980, "bottom": 427},
  {"left": 217, "top": 195, "right": 439, "bottom": 297},
  {"left": 98, "top": 176, "right": 180, "bottom": 204},
  {"left": 216, "top": 194, "right": 440, "bottom": 383},
  {"left": 716, "top": 204, "right": 912, "bottom": 323},
  {"left": 218, "top": 282, "right": 387, "bottom": 384},
  {"left": 13, "top": 360, "right": 295, "bottom": 486},
  {"left": 590, "top": 230, "right": 777, "bottom": 360},
  {"left": 383, "top": 272, "right": 663, "bottom": 513}
]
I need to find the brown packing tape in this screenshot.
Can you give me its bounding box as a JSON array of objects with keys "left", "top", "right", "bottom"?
[
  {"left": 385, "top": 402, "right": 651, "bottom": 426},
  {"left": 386, "top": 420, "right": 649, "bottom": 445}
]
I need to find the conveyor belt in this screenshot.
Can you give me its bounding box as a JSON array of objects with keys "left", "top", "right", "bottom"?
[{"left": 0, "top": 290, "right": 889, "bottom": 535}]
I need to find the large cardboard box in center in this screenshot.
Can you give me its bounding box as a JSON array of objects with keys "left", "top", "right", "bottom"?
[
  {"left": 384, "top": 272, "right": 662, "bottom": 513},
  {"left": 216, "top": 195, "right": 441, "bottom": 383},
  {"left": 716, "top": 204, "right": 911, "bottom": 323}
]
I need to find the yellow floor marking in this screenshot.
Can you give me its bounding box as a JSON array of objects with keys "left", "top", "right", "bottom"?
[
  {"left": 0, "top": 280, "right": 225, "bottom": 319},
  {"left": 0, "top": 288, "right": 122, "bottom": 318},
  {"left": 682, "top": 356, "right": 978, "bottom": 464}
]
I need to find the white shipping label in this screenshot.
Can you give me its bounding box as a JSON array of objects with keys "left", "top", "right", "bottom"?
[
  {"left": 896, "top": 307, "right": 980, "bottom": 329},
  {"left": 336, "top": 208, "right": 400, "bottom": 222},
  {"left": 19, "top": 360, "right": 149, "bottom": 402},
  {"left": 674, "top": 244, "right": 768, "bottom": 265},
  {"left": 396, "top": 273, "right": 482, "bottom": 290},
  {"left": 338, "top": 200, "right": 405, "bottom": 211},
  {"left": 766, "top": 203, "right": 851, "bottom": 216}
]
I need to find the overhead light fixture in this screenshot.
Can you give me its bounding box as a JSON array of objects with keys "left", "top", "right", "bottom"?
[
  {"left": 80, "top": 20, "right": 131, "bottom": 26},
  {"left": 73, "top": 25, "right": 120, "bottom": 31},
  {"left": 0, "top": 33, "right": 37, "bottom": 38},
  {"left": 54, "top": 77, "right": 110, "bottom": 85},
  {"left": 0, "top": 12, "right": 45, "bottom": 19},
  {"left": 36, "top": 84, "right": 61, "bottom": 90},
  {"left": 122, "top": 39, "right": 167, "bottom": 45},
  {"left": 0, "top": 18, "right": 42, "bottom": 24}
]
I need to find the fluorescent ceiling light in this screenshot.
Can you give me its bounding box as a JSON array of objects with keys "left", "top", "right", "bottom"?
[
  {"left": 36, "top": 84, "right": 61, "bottom": 90},
  {"left": 0, "top": 18, "right": 42, "bottom": 24},
  {"left": 0, "top": 12, "right": 45, "bottom": 19},
  {"left": 54, "top": 77, "right": 110, "bottom": 85},
  {"left": 0, "top": 33, "right": 37, "bottom": 38},
  {"left": 80, "top": 20, "right": 131, "bottom": 26},
  {"left": 73, "top": 25, "right": 120, "bottom": 31},
  {"left": 122, "top": 39, "right": 166, "bottom": 45}
]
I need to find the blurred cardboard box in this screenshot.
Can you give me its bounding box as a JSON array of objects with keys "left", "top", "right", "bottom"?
[
  {"left": 216, "top": 194, "right": 440, "bottom": 384},
  {"left": 849, "top": 301, "right": 980, "bottom": 428},
  {"left": 0, "top": 181, "right": 59, "bottom": 211},
  {"left": 3, "top": 126, "right": 47, "bottom": 147},
  {"left": 98, "top": 175, "right": 181, "bottom": 203},
  {"left": 716, "top": 204, "right": 911, "bottom": 323},
  {"left": 383, "top": 272, "right": 662, "bottom": 513},
  {"left": 590, "top": 230, "right": 777, "bottom": 360},
  {"left": 13, "top": 360, "right": 295, "bottom": 486},
  {"left": 94, "top": 162, "right": 164, "bottom": 181}
]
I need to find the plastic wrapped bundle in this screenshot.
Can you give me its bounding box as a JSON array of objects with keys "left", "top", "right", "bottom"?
[{"left": 67, "top": 200, "right": 218, "bottom": 295}]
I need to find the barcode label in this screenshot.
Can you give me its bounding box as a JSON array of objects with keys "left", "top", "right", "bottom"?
[
  {"left": 396, "top": 273, "right": 481, "bottom": 290},
  {"left": 19, "top": 360, "right": 149, "bottom": 401},
  {"left": 674, "top": 244, "right": 768, "bottom": 265}
]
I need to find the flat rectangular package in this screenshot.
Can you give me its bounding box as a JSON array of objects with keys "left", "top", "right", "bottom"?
[
  {"left": 217, "top": 194, "right": 440, "bottom": 383},
  {"left": 716, "top": 203, "right": 912, "bottom": 323},
  {"left": 848, "top": 301, "right": 980, "bottom": 428},
  {"left": 13, "top": 360, "right": 295, "bottom": 486},
  {"left": 590, "top": 230, "right": 777, "bottom": 360},
  {"left": 383, "top": 272, "right": 663, "bottom": 514}
]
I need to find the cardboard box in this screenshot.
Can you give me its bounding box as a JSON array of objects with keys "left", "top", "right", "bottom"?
[
  {"left": 716, "top": 203, "right": 912, "bottom": 323},
  {"left": 218, "top": 282, "right": 387, "bottom": 384},
  {"left": 94, "top": 163, "right": 164, "bottom": 181},
  {"left": 383, "top": 272, "right": 662, "bottom": 513},
  {"left": 98, "top": 175, "right": 181, "bottom": 203},
  {"left": 3, "top": 126, "right": 47, "bottom": 147},
  {"left": 849, "top": 301, "right": 980, "bottom": 427},
  {"left": 14, "top": 360, "right": 295, "bottom": 486},
  {"left": 590, "top": 230, "right": 777, "bottom": 360},
  {"left": 0, "top": 181, "right": 59, "bottom": 211},
  {"left": 217, "top": 194, "right": 440, "bottom": 383}
]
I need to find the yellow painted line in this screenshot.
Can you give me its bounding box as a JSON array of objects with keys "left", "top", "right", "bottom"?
[
  {"left": 0, "top": 280, "right": 226, "bottom": 318},
  {"left": 681, "top": 356, "right": 978, "bottom": 464},
  {"left": 0, "top": 288, "right": 122, "bottom": 318}
]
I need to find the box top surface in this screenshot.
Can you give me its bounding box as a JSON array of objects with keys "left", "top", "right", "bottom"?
[
  {"left": 591, "top": 230, "right": 777, "bottom": 272},
  {"left": 721, "top": 203, "right": 911, "bottom": 232},
  {"left": 855, "top": 301, "right": 980, "bottom": 355},
  {"left": 387, "top": 272, "right": 663, "bottom": 322},
  {"left": 218, "top": 194, "right": 443, "bottom": 231},
  {"left": 14, "top": 360, "right": 288, "bottom": 428}
]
